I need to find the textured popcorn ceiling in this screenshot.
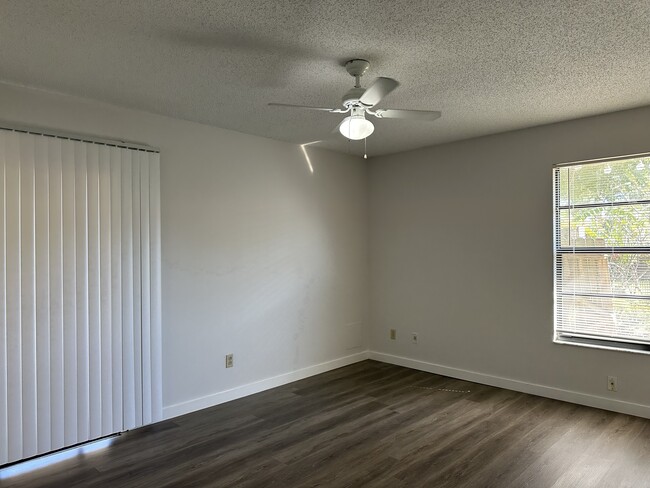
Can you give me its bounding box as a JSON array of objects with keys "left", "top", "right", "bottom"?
[{"left": 1, "top": 0, "right": 650, "bottom": 156}]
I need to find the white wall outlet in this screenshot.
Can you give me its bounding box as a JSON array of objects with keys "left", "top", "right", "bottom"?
[
  {"left": 390, "top": 329, "right": 396, "bottom": 340},
  {"left": 607, "top": 375, "right": 617, "bottom": 392},
  {"left": 225, "top": 353, "right": 234, "bottom": 368},
  {"left": 411, "top": 333, "right": 418, "bottom": 344}
]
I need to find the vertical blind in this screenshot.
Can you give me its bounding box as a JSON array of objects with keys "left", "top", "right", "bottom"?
[
  {"left": 554, "top": 155, "right": 650, "bottom": 351},
  {"left": 0, "top": 128, "right": 162, "bottom": 465}
]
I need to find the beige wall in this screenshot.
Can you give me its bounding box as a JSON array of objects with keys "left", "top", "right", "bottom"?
[
  {"left": 369, "top": 105, "right": 650, "bottom": 414},
  {"left": 0, "top": 83, "right": 369, "bottom": 415}
]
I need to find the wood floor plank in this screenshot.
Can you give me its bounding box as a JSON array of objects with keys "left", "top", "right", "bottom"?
[
  {"left": 461, "top": 399, "right": 581, "bottom": 488},
  {"left": 3, "top": 360, "right": 650, "bottom": 488}
]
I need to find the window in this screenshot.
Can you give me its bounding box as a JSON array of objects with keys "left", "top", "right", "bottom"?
[{"left": 554, "top": 154, "right": 650, "bottom": 352}]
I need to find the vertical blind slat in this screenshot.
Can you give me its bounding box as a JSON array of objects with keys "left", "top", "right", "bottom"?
[
  {"left": 48, "top": 137, "right": 65, "bottom": 451},
  {"left": 140, "top": 156, "right": 151, "bottom": 425},
  {"left": 110, "top": 148, "right": 123, "bottom": 432},
  {"left": 19, "top": 133, "right": 38, "bottom": 459},
  {"left": 121, "top": 149, "right": 135, "bottom": 431},
  {"left": 149, "top": 153, "right": 162, "bottom": 421},
  {"left": 61, "top": 138, "right": 78, "bottom": 447},
  {"left": 87, "top": 144, "right": 102, "bottom": 440},
  {"left": 132, "top": 155, "right": 143, "bottom": 428},
  {"left": 99, "top": 146, "right": 113, "bottom": 436},
  {"left": 34, "top": 134, "right": 51, "bottom": 454},
  {"left": 74, "top": 141, "right": 90, "bottom": 444},
  {"left": 0, "top": 131, "right": 8, "bottom": 462},
  {"left": 48, "top": 137, "right": 65, "bottom": 449},
  {"left": 6, "top": 131, "right": 23, "bottom": 461}
]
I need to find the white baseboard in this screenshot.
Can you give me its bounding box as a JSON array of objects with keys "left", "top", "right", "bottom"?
[
  {"left": 369, "top": 351, "right": 650, "bottom": 419},
  {"left": 163, "top": 351, "right": 370, "bottom": 420},
  {"left": 164, "top": 350, "right": 650, "bottom": 421}
]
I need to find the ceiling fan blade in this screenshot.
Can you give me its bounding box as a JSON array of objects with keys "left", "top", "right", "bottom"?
[
  {"left": 373, "top": 109, "right": 442, "bottom": 121},
  {"left": 268, "top": 102, "right": 340, "bottom": 112},
  {"left": 359, "top": 77, "right": 400, "bottom": 107}
]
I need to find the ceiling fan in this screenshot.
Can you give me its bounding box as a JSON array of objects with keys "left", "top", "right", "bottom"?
[{"left": 269, "top": 59, "right": 441, "bottom": 140}]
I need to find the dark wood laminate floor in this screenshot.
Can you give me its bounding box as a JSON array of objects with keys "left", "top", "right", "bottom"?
[{"left": 4, "top": 360, "right": 650, "bottom": 488}]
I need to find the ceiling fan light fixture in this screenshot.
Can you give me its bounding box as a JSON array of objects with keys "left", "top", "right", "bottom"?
[{"left": 339, "top": 115, "right": 374, "bottom": 140}]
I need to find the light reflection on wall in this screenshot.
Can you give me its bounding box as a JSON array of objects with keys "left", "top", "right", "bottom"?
[{"left": 300, "top": 141, "right": 321, "bottom": 174}]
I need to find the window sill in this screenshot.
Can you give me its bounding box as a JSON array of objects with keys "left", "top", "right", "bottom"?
[{"left": 554, "top": 337, "right": 650, "bottom": 355}]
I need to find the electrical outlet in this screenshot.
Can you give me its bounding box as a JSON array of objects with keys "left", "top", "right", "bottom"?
[
  {"left": 390, "top": 329, "right": 396, "bottom": 340},
  {"left": 411, "top": 333, "right": 418, "bottom": 344},
  {"left": 225, "top": 353, "right": 234, "bottom": 368},
  {"left": 607, "top": 375, "right": 617, "bottom": 392}
]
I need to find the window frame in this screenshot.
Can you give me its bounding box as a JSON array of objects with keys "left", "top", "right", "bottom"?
[{"left": 553, "top": 151, "right": 650, "bottom": 354}]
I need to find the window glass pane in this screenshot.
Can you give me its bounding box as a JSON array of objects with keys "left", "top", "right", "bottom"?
[
  {"left": 561, "top": 157, "right": 650, "bottom": 207},
  {"left": 557, "top": 253, "right": 650, "bottom": 297},
  {"left": 558, "top": 208, "right": 570, "bottom": 247},
  {"left": 558, "top": 167, "right": 569, "bottom": 206},
  {"left": 559, "top": 204, "right": 650, "bottom": 248},
  {"left": 557, "top": 295, "right": 650, "bottom": 343}
]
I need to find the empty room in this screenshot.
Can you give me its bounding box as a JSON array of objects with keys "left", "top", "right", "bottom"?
[{"left": 1, "top": 1, "right": 650, "bottom": 487}]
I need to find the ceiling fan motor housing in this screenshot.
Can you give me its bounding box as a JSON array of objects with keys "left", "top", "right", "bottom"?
[{"left": 342, "top": 87, "right": 366, "bottom": 106}]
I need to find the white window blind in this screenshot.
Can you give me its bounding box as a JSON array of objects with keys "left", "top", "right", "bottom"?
[
  {"left": 0, "top": 128, "right": 162, "bottom": 465},
  {"left": 554, "top": 154, "right": 650, "bottom": 352}
]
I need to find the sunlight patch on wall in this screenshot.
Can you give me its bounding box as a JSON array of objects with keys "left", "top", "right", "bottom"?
[{"left": 300, "top": 141, "right": 321, "bottom": 173}]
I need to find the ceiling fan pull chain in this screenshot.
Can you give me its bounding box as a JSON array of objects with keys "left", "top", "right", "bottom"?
[{"left": 364, "top": 137, "right": 368, "bottom": 159}]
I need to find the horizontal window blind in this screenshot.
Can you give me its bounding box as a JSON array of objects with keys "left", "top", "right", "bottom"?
[
  {"left": 554, "top": 155, "right": 650, "bottom": 350},
  {"left": 0, "top": 128, "right": 162, "bottom": 465}
]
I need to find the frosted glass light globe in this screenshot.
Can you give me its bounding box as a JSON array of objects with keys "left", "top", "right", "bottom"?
[{"left": 339, "top": 115, "right": 374, "bottom": 140}]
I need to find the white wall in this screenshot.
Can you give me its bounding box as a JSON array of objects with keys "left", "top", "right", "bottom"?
[
  {"left": 6, "top": 80, "right": 650, "bottom": 423},
  {"left": 369, "top": 105, "right": 650, "bottom": 417},
  {"left": 0, "top": 83, "right": 369, "bottom": 417}
]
